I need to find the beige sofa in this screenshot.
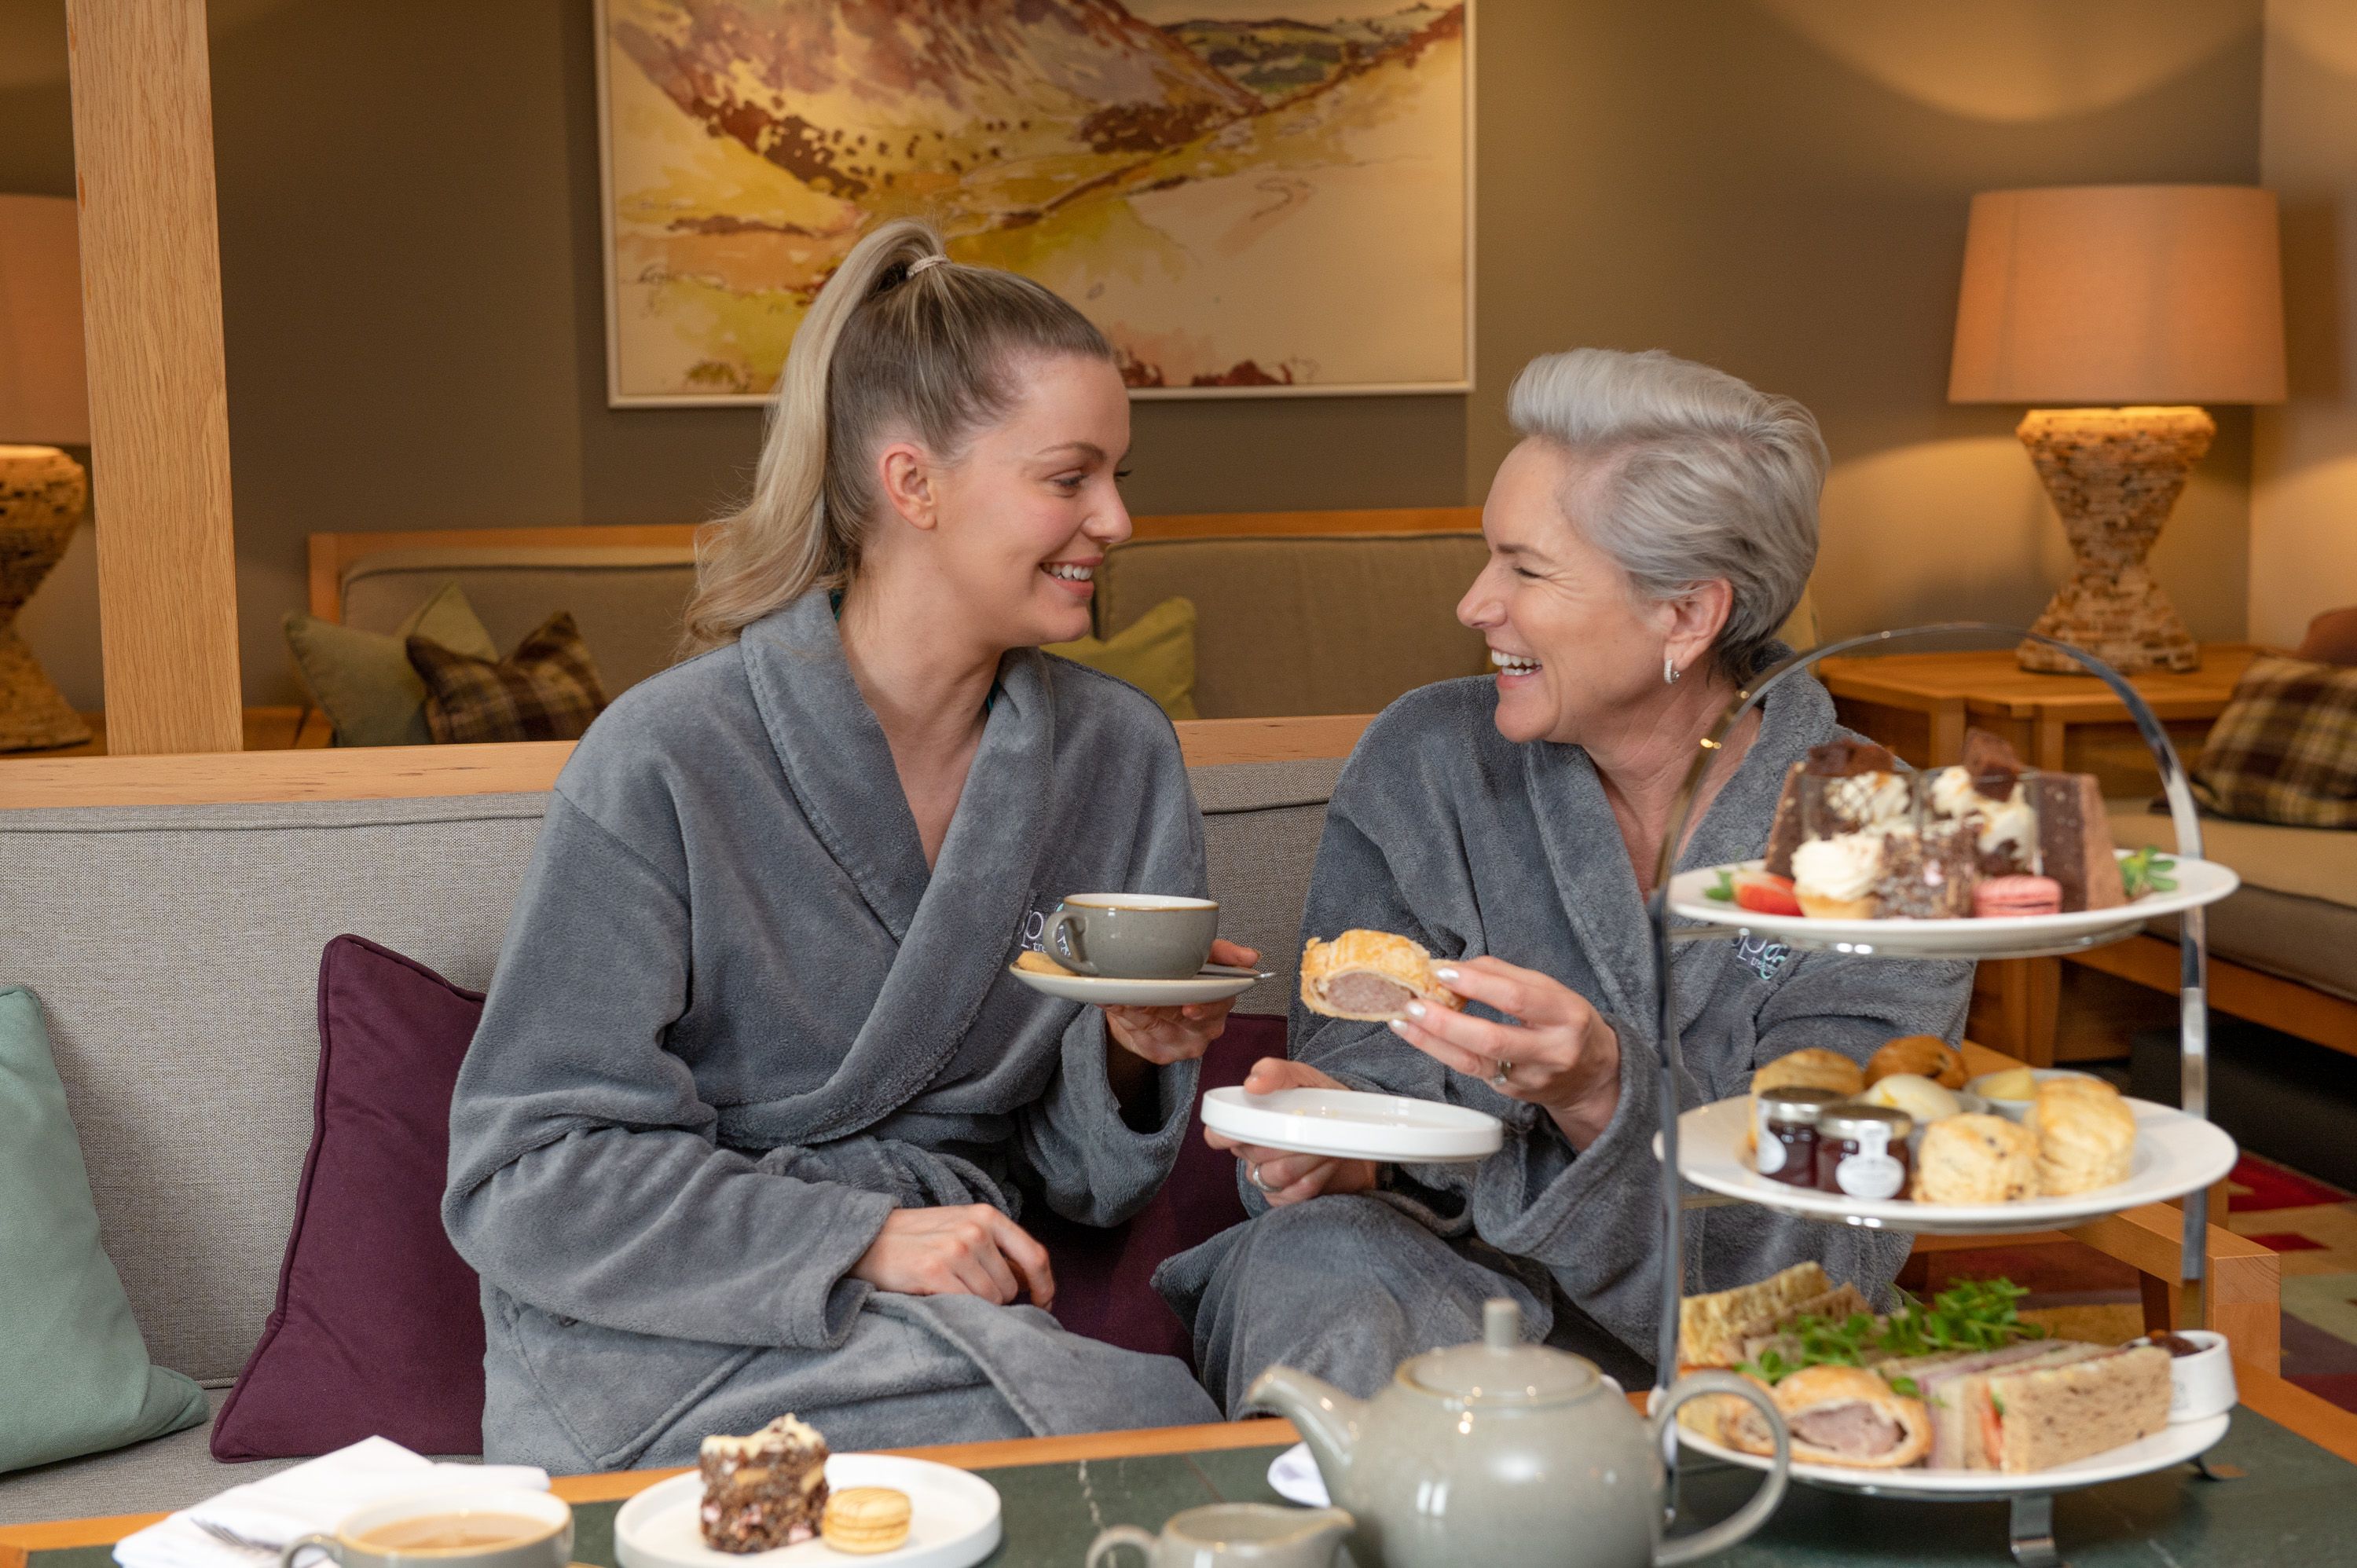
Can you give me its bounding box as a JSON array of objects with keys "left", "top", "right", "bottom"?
[
  {"left": 0, "top": 750, "right": 1342, "bottom": 1525},
  {"left": 312, "top": 514, "right": 1494, "bottom": 722}
]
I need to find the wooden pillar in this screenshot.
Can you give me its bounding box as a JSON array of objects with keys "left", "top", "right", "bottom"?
[{"left": 64, "top": 0, "right": 242, "bottom": 755}]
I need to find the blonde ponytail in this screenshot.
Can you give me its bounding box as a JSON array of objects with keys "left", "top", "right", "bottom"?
[{"left": 680, "top": 218, "right": 1113, "bottom": 654}]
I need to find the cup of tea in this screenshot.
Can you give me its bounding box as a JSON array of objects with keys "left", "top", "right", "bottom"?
[
  {"left": 1043, "top": 894, "right": 1219, "bottom": 980},
  {"left": 278, "top": 1489, "right": 572, "bottom": 1568},
  {"left": 1087, "top": 1503, "right": 1353, "bottom": 1568}
]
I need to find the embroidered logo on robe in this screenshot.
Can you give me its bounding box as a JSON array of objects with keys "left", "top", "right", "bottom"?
[{"left": 1737, "top": 933, "right": 1791, "bottom": 984}]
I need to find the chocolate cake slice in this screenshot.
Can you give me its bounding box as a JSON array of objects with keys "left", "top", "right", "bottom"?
[
  {"left": 1762, "top": 739, "right": 1903, "bottom": 879},
  {"left": 2028, "top": 773, "right": 2127, "bottom": 912},
  {"left": 1876, "top": 825, "right": 1977, "bottom": 918},
  {"left": 699, "top": 1416, "right": 830, "bottom": 1553}
]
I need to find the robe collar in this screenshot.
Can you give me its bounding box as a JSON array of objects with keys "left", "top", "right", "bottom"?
[
  {"left": 1518, "top": 658, "right": 1833, "bottom": 1032},
  {"left": 739, "top": 591, "right": 1057, "bottom": 1141}
]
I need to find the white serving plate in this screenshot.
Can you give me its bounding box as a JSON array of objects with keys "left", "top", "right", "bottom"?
[
  {"left": 1200, "top": 1086, "right": 1504, "bottom": 1162},
  {"left": 614, "top": 1457, "right": 999, "bottom": 1568},
  {"left": 1007, "top": 964, "right": 1255, "bottom": 1007},
  {"left": 1666, "top": 853, "right": 2237, "bottom": 960},
  {"left": 1660, "top": 1094, "right": 2236, "bottom": 1234},
  {"left": 1677, "top": 1412, "right": 2230, "bottom": 1499}
]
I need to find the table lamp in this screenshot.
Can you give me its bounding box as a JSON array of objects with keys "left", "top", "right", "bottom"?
[
  {"left": 1949, "top": 185, "right": 2286, "bottom": 673},
  {"left": 0, "top": 192, "right": 93, "bottom": 749}
]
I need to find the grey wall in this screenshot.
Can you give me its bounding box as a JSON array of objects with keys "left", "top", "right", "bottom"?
[{"left": 2, "top": 0, "right": 2264, "bottom": 709}]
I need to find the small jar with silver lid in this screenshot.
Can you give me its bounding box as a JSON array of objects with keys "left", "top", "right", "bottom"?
[
  {"left": 1754, "top": 1086, "right": 1846, "bottom": 1189},
  {"left": 1813, "top": 1103, "right": 1915, "bottom": 1201}
]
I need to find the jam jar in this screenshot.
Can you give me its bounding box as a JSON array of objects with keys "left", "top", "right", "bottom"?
[
  {"left": 1814, "top": 1104, "right": 1915, "bottom": 1201},
  {"left": 1754, "top": 1086, "right": 1846, "bottom": 1188}
]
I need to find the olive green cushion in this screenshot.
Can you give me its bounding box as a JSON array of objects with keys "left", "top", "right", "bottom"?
[
  {"left": 0, "top": 985, "right": 206, "bottom": 1474},
  {"left": 284, "top": 583, "right": 500, "bottom": 747},
  {"left": 1045, "top": 595, "right": 1200, "bottom": 720}
]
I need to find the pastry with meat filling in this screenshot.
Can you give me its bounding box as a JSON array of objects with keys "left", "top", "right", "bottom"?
[
  {"left": 1716, "top": 1365, "right": 1932, "bottom": 1470},
  {"left": 1299, "top": 930, "right": 1464, "bottom": 1022}
]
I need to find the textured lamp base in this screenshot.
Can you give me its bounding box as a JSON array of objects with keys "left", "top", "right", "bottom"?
[
  {"left": 0, "top": 445, "right": 93, "bottom": 751},
  {"left": 2015, "top": 406, "right": 2210, "bottom": 675}
]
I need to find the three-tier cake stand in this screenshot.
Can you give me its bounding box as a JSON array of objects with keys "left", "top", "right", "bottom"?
[{"left": 1645, "top": 625, "right": 2243, "bottom": 1566}]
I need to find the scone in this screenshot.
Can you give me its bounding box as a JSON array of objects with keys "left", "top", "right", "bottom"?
[
  {"left": 1299, "top": 931, "right": 1463, "bottom": 1021},
  {"left": 1915, "top": 1113, "right": 2040, "bottom": 1205},
  {"left": 1747, "top": 1048, "right": 1866, "bottom": 1152},
  {"left": 1866, "top": 1035, "right": 1967, "bottom": 1090},
  {"left": 2028, "top": 1079, "right": 2136, "bottom": 1195},
  {"left": 820, "top": 1488, "right": 912, "bottom": 1555},
  {"left": 1719, "top": 1365, "right": 1931, "bottom": 1470}
]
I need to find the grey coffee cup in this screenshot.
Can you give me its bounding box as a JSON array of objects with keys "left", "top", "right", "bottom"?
[
  {"left": 1045, "top": 894, "right": 1219, "bottom": 980},
  {"left": 1087, "top": 1504, "right": 1353, "bottom": 1568}
]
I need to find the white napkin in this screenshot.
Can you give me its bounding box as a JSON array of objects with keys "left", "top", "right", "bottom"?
[
  {"left": 114, "top": 1438, "right": 550, "bottom": 1568},
  {"left": 1266, "top": 1442, "right": 1331, "bottom": 1508}
]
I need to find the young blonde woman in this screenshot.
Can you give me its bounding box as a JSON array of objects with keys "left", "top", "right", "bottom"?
[{"left": 443, "top": 221, "right": 1246, "bottom": 1469}]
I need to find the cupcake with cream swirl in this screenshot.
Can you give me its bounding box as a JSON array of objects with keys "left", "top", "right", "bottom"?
[{"left": 1791, "top": 832, "right": 1883, "bottom": 919}]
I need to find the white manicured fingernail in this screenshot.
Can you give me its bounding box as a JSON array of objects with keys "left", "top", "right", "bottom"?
[
  {"left": 1406, "top": 1001, "right": 1427, "bottom": 1018},
  {"left": 1389, "top": 1019, "right": 1411, "bottom": 1036},
  {"left": 1435, "top": 967, "right": 1459, "bottom": 982}
]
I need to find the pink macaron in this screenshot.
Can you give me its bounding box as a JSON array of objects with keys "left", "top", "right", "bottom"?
[{"left": 1974, "top": 874, "right": 2063, "bottom": 918}]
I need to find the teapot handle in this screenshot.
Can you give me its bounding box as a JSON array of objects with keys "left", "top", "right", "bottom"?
[{"left": 1648, "top": 1370, "right": 1791, "bottom": 1567}]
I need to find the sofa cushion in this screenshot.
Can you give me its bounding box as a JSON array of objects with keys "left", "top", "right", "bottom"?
[
  {"left": 2110, "top": 802, "right": 2357, "bottom": 1002},
  {"left": 1098, "top": 533, "right": 1492, "bottom": 718},
  {"left": 342, "top": 547, "right": 698, "bottom": 698},
  {"left": 0, "top": 986, "right": 207, "bottom": 1475},
  {"left": 1044, "top": 595, "right": 1198, "bottom": 720},
  {"left": 211, "top": 939, "right": 489, "bottom": 1460},
  {"left": 412, "top": 613, "right": 609, "bottom": 744},
  {"left": 285, "top": 584, "right": 500, "bottom": 747},
  {"left": 2185, "top": 653, "right": 2357, "bottom": 829}
]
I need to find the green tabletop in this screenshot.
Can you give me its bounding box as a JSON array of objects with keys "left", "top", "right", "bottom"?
[{"left": 31, "top": 1409, "right": 2357, "bottom": 1568}]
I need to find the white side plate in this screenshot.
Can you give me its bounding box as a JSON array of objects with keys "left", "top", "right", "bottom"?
[
  {"left": 1200, "top": 1086, "right": 1504, "bottom": 1162},
  {"left": 614, "top": 1458, "right": 1000, "bottom": 1568},
  {"left": 1666, "top": 853, "right": 2238, "bottom": 960},
  {"left": 1678, "top": 1412, "right": 2230, "bottom": 1498},
  {"left": 1007, "top": 965, "right": 1255, "bottom": 1007},
  {"left": 1661, "top": 1094, "right": 2237, "bottom": 1235}
]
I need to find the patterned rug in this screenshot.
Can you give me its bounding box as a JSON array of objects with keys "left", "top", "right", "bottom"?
[{"left": 1912, "top": 1153, "right": 2357, "bottom": 1415}]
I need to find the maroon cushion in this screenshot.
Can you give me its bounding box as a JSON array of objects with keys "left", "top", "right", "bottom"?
[
  {"left": 1032, "top": 1013, "right": 1277, "bottom": 1363},
  {"left": 211, "top": 936, "right": 488, "bottom": 1459}
]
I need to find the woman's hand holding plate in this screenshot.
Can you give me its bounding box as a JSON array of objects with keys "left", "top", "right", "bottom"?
[{"left": 1202, "top": 1057, "right": 1381, "bottom": 1206}]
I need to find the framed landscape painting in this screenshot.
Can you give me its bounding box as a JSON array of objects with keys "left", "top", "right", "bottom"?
[{"left": 596, "top": 0, "right": 1473, "bottom": 405}]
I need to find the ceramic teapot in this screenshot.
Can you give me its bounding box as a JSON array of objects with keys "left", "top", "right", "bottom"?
[{"left": 1248, "top": 1299, "right": 1790, "bottom": 1568}]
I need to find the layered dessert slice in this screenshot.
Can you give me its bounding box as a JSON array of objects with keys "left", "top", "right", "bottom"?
[{"left": 698, "top": 1415, "right": 830, "bottom": 1553}]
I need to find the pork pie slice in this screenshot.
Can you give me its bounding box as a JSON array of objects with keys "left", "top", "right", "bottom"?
[{"left": 1299, "top": 931, "right": 1464, "bottom": 1022}]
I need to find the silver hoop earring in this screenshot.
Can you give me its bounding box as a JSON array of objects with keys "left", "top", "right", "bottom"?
[{"left": 1663, "top": 657, "right": 1681, "bottom": 686}]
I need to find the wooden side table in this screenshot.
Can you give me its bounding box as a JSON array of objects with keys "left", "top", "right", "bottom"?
[{"left": 1815, "top": 643, "right": 2255, "bottom": 1064}]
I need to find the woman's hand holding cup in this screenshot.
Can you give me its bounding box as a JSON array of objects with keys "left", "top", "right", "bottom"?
[{"left": 1203, "top": 1057, "right": 1379, "bottom": 1206}]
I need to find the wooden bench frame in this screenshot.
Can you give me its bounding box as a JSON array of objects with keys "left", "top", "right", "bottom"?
[{"left": 305, "top": 509, "right": 1484, "bottom": 622}]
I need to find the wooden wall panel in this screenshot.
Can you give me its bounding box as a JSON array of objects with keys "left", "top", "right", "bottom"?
[{"left": 64, "top": 0, "right": 242, "bottom": 755}]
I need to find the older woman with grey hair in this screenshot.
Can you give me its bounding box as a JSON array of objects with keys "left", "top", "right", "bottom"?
[{"left": 1156, "top": 348, "right": 1973, "bottom": 1406}]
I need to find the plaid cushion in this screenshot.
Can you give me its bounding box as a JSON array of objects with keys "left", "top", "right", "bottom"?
[
  {"left": 407, "top": 611, "right": 608, "bottom": 743},
  {"left": 2187, "top": 653, "right": 2357, "bottom": 828}
]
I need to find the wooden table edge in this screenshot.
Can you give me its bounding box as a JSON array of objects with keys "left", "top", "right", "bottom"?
[{"left": 7, "top": 1373, "right": 2351, "bottom": 1552}]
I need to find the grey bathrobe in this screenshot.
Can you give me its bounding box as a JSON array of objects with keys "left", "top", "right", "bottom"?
[
  {"left": 443, "top": 592, "right": 1222, "bottom": 1471},
  {"left": 1157, "top": 669, "right": 1974, "bottom": 1410}
]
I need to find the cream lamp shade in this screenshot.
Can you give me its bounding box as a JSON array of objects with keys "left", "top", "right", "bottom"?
[
  {"left": 1949, "top": 184, "right": 2285, "bottom": 406},
  {"left": 0, "top": 192, "right": 88, "bottom": 445}
]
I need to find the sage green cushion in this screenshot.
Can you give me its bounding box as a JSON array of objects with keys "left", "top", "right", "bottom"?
[
  {"left": 0, "top": 985, "right": 206, "bottom": 1474},
  {"left": 284, "top": 583, "right": 500, "bottom": 746},
  {"left": 1045, "top": 595, "right": 1199, "bottom": 720}
]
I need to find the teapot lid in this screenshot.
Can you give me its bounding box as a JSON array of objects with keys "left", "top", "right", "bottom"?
[{"left": 1402, "top": 1299, "right": 1601, "bottom": 1403}]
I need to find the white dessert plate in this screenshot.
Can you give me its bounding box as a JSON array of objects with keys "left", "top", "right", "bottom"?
[
  {"left": 614, "top": 1457, "right": 999, "bottom": 1568},
  {"left": 1660, "top": 1094, "right": 2237, "bottom": 1235},
  {"left": 1007, "top": 964, "right": 1256, "bottom": 1007},
  {"left": 1666, "top": 853, "right": 2238, "bottom": 960},
  {"left": 1200, "top": 1086, "right": 1504, "bottom": 1163},
  {"left": 1677, "top": 1412, "right": 2230, "bottom": 1499}
]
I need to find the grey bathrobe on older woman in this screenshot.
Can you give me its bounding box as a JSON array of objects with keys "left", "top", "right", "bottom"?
[
  {"left": 1157, "top": 665, "right": 1974, "bottom": 1409},
  {"left": 443, "top": 592, "right": 1222, "bottom": 1471}
]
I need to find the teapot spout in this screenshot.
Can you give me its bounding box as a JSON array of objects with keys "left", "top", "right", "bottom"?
[{"left": 1248, "top": 1365, "right": 1363, "bottom": 1496}]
